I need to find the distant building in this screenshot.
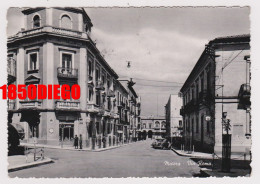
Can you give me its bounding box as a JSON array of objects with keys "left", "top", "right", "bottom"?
[
  {"left": 165, "top": 94, "right": 183, "bottom": 146},
  {"left": 140, "top": 117, "right": 166, "bottom": 139},
  {"left": 180, "top": 34, "right": 251, "bottom": 154}
]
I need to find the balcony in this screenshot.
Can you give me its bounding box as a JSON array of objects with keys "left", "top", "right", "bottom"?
[
  {"left": 55, "top": 101, "right": 80, "bottom": 110},
  {"left": 57, "top": 67, "right": 78, "bottom": 79},
  {"left": 88, "top": 75, "right": 94, "bottom": 87},
  {"left": 103, "top": 110, "right": 111, "bottom": 117},
  {"left": 184, "top": 99, "right": 198, "bottom": 114},
  {"left": 107, "top": 89, "right": 115, "bottom": 97},
  {"left": 86, "top": 103, "right": 100, "bottom": 113},
  {"left": 8, "top": 101, "right": 16, "bottom": 110},
  {"left": 95, "top": 80, "right": 105, "bottom": 90},
  {"left": 238, "top": 84, "right": 251, "bottom": 110},
  {"left": 19, "top": 101, "right": 42, "bottom": 109},
  {"left": 198, "top": 89, "right": 213, "bottom": 104}
]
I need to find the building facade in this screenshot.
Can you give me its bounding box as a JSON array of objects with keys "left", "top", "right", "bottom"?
[
  {"left": 165, "top": 94, "right": 183, "bottom": 147},
  {"left": 140, "top": 117, "right": 166, "bottom": 139},
  {"left": 180, "top": 35, "right": 251, "bottom": 154},
  {"left": 7, "top": 7, "right": 141, "bottom": 149}
]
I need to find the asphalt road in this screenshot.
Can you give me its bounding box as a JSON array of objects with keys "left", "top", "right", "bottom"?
[{"left": 9, "top": 139, "right": 201, "bottom": 178}]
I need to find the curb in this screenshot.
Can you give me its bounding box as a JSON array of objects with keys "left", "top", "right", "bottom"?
[
  {"left": 171, "top": 148, "right": 213, "bottom": 159},
  {"left": 199, "top": 168, "right": 211, "bottom": 177},
  {"left": 20, "top": 142, "right": 137, "bottom": 152},
  {"left": 8, "top": 158, "right": 53, "bottom": 172}
]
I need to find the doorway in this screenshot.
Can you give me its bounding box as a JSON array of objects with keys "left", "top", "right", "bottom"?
[{"left": 59, "top": 122, "right": 74, "bottom": 145}]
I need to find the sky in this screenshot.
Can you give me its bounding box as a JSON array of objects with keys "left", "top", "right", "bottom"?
[{"left": 6, "top": 7, "right": 250, "bottom": 118}]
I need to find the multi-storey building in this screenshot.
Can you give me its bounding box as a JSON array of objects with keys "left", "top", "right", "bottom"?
[
  {"left": 7, "top": 7, "right": 141, "bottom": 149},
  {"left": 119, "top": 79, "right": 140, "bottom": 142},
  {"left": 165, "top": 94, "right": 183, "bottom": 147},
  {"left": 140, "top": 117, "right": 166, "bottom": 139},
  {"left": 180, "top": 35, "right": 251, "bottom": 154}
]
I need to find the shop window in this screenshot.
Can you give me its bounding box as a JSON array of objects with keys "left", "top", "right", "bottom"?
[
  {"left": 29, "top": 124, "right": 39, "bottom": 138},
  {"left": 59, "top": 122, "right": 74, "bottom": 141}
]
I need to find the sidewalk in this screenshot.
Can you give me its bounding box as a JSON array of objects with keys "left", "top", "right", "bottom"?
[
  {"left": 8, "top": 154, "right": 53, "bottom": 172},
  {"left": 171, "top": 148, "right": 251, "bottom": 177},
  {"left": 20, "top": 141, "right": 136, "bottom": 152},
  {"left": 171, "top": 148, "right": 250, "bottom": 160}
]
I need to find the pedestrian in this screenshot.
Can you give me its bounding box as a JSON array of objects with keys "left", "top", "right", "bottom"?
[
  {"left": 79, "top": 134, "right": 83, "bottom": 149},
  {"left": 74, "top": 135, "right": 79, "bottom": 149}
]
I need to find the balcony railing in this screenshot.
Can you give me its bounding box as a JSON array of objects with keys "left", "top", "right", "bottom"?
[
  {"left": 19, "top": 101, "right": 42, "bottom": 109},
  {"left": 57, "top": 67, "right": 78, "bottom": 79},
  {"left": 10, "top": 26, "right": 88, "bottom": 39},
  {"left": 95, "top": 80, "right": 105, "bottom": 90},
  {"left": 55, "top": 101, "right": 80, "bottom": 110},
  {"left": 107, "top": 89, "right": 115, "bottom": 97},
  {"left": 52, "top": 27, "right": 82, "bottom": 37},
  {"left": 86, "top": 103, "right": 100, "bottom": 113}
]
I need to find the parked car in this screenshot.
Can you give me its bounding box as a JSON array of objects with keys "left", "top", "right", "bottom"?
[{"left": 151, "top": 138, "right": 169, "bottom": 149}]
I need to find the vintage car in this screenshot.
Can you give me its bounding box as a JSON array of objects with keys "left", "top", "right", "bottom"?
[{"left": 151, "top": 138, "right": 169, "bottom": 149}]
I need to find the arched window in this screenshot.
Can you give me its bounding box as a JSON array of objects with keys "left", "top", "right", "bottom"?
[
  {"left": 155, "top": 121, "right": 160, "bottom": 128},
  {"left": 61, "top": 15, "right": 72, "bottom": 29},
  {"left": 33, "top": 15, "right": 40, "bottom": 28},
  {"left": 161, "top": 121, "right": 166, "bottom": 128}
]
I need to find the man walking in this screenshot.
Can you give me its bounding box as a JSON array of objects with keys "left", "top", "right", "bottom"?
[
  {"left": 79, "top": 134, "right": 83, "bottom": 149},
  {"left": 74, "top": 135, "right": 79, "bottom": 149}
]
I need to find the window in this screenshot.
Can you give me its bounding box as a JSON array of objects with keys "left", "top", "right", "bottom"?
[
  {"left": 143, "top": 123, "right": 146, "bottom": 129},
  {"left": 62, "top": 53, "right": 72, "bottom": 69},
  {"left": 196, "top": 82, "right": 199, "bottom": 99},
  {"left": 61, "top": 15, "right": 72, "bottom": 29},
  {"left": 88, "top": 88, "right": 93, "bottom": 102},
  {"left": 88, "top": 54, "right": 94, "bottom": 80},
  {"left": 96, "top": 91, "right": 101, "bottom": 106},
  {"left": 196, "top": 116, "right": 199, "bottom": 133},
  {"left": 107, "top": 75, "right": 110, "bottom": 89},
  {"left": 28, "top": 52, "right": 38, "bottom": 71},
  {"left": 149, "top": 123, "right": 152, "bottom": 129},
  {"left": 179, "top": 120, "right": 182, "bottom": 127},
  {"left": 33, "top": 15, "right": 40, "bottom": 28},
  {"left": 155, "top": 121, "right": 160, "bottom": 128},
  {"left": 200, "top": 76, "right": 204, "bottom": 92},
  {"left": 207, "top": 70, "right": 211, "bottom": 92},
  {"left": 161, "top": 121, "right": 166, "bottom": 128},
  {"left": 96, "top": 67, "right": 100, "bottom": 82}
]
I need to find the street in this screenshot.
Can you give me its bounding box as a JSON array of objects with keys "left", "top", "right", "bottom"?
[{"left": 9, "top": 140, "right": 201, "bottom": 178}]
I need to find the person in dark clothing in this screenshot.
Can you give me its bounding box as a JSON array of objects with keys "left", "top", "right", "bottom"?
[
  {"left": 74, "top": 135, "right": 79, "bottom": 149},
  {"left": 79, "top": 134, "right": 83, "bottom": 149}
]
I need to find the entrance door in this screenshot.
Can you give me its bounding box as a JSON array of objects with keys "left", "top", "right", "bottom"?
[
  {"left": 200, "top": 115, "right": 204, "bottom": 147},
  {"left": 59, "top": 122, "right": 74, "bottom": 145}
]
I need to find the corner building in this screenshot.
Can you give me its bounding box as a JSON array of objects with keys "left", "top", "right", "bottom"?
[{"left": 7, "top": 8, "right": 140, "bottom": 149}]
